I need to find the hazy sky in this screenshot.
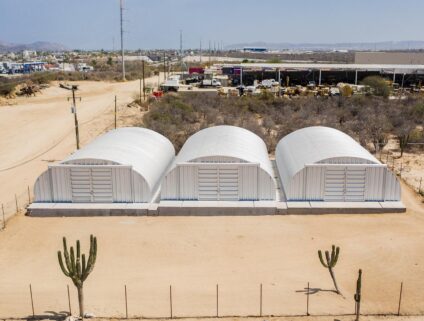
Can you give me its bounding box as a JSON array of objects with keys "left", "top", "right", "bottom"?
[{"left": 1, "top": 0, "right": 424, "bottom": 49}]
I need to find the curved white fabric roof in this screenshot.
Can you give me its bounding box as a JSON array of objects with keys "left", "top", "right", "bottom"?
[
  {"left": 63, "top": 127, "right": 175, "bottom": 190},
  {"left": 173, "top": 125, "right": 274, "bottom": 176},
  {"left": 276, "top": 126, "right": 379, "bottom": 179}
]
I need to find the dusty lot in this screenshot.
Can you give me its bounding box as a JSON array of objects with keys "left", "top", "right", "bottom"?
[
  {"left": 0, "top": 78, "right": 157, "bottom": 218},
  {"left": 0, "top": 182, "right": 423, "bottom": 318}
]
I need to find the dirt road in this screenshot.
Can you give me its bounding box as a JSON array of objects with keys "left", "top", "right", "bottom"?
[{"left": 0, "top": 78, "right": 157, "bottom": 217}]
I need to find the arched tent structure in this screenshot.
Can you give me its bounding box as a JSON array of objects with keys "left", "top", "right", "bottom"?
[
  {"left": 34, "top": 127, "right": 175, "bottom": 203},
  {"left": 161, "top": 126, "right": 277, "bottom": 201},
  {"left": 276, "top": 126, "right": 400, "bottom": 202}
]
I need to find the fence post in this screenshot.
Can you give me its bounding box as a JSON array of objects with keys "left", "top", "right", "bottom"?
[
  {"left": 306, "top": 282, "right": 310, "bottom": 316},
  {"left": 419, "top": 178, "right": 422, "bottom": 193},
  {"left": 15, "top": 194, "right": 19, "bottom": 213},
  {"left": 2, "top": 204, "right": 5, "bottom": 229},
  {"left": 67, "top": 284, "right": 72, "bottom": 316},
  {"left": 259, "top": 283, "right": 262, "bottom": 317},
  {"left": 125, "top": 285, "right": 128, "bottom": 318},
  {"left": 27, "top": 185, "right": 31, "bottom": 204},
  {"left": 170, "top": 285, "right": 173, "bottom": 319},
  {"left": 397, "top": 282, "right": 403, "bottom": 316},
  {"left": 216, "top": 284, "right": 219, "bottom": 317},
  {"left": 29, "top": 284, "right": 35, "bottom": 318}
]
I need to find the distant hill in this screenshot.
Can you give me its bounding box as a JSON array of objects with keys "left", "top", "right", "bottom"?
[
  {"left": 227, "top": 41, "right": 424, "bottom": 51},
  {"left": 0, "top": 40, "right": 69, "bottom": 52}
]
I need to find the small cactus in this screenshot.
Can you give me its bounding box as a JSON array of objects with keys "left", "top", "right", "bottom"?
[
  {"left": 354, "top": 269, "right": 362, "bottom": 321},
  {"left": 58, "top": 235, "right": 97, "bottom": 317},
  {"left": 318, "top": 245, "right": 341, "bottom": 294}
]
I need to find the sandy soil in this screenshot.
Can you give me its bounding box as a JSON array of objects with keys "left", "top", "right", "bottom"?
[
  {"left": 374, "top": 137, "right": 424, "bottom": 194},
  {"left": 0, "top": 182, "right": 422, "bottom": 318},
  {"left": 0, "top": 77, "right": 159, "bottom": 218}
]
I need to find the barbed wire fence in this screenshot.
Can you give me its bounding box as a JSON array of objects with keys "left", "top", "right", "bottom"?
[
  {"left": 0, "top": 186, "right": 32, "bottom": 230},
  {"left": 10, "top": 279, "right": 423, "bottom": 320},
  {"left": 378, "top": 150, "right": 423, "bottom": 197}
]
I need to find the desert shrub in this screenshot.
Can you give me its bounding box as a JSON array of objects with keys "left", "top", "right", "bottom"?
[
  {"left": 0, "top": 81, "right": 17, "bottom": 96},
  {"left": 142, "top": 92, "right": 422, "bottom": 155},
  {"left": 361, "top": 76, "right": 391, "bottom": 98}
]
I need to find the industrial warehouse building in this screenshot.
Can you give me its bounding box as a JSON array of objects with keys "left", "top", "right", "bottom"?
[
  {"left": 276, "top": 126, "right": 401, "bottom": 202},
  {"left": 34, "top": 127, "right": 175, "bottom": 203},
  {"left": 161, "top": 126, "right": 277, "bottom": 201}
]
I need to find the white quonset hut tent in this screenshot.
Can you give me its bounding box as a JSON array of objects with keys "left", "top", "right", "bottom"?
[
  {"left": 34, "top": 127, "right": 175, "bottom": 203},
  {"left": 161, "top": 126, "right": 277, "bottom": 201},
  {"left": 276, "top": 126, "right": 401, "bottom": 202}
]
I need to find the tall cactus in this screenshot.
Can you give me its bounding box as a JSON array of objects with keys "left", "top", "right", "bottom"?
[
  {"left": 318, "top": 244, "right": 341, "bottom": 294},
  {"left": 58, "top": 235, "right": 97, "bottom": 317},
  {"left": 354, "top": 269, "right": 362, "bottom": 321}
]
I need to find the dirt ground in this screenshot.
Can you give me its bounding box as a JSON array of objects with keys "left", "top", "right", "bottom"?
[
  {"left": 0, "top": 77, "right": 160, "bottom": 218},
  {"left": 0, "top": 182, "right": 422, "bottom": 318},
  {"left": 3, "top": 317, "right": 423, "bottom": 321},
  {"left": 379, "top": 138, "right": 424, "bottom": 194}
]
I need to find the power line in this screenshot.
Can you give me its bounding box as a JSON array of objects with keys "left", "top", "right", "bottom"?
[{"left": 120, "top": 0, "right": 125, "bottom": 80}]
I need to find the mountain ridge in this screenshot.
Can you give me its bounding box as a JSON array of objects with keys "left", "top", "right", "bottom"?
[{"left": 0, "top": 40, "right": 69, "bottom": 52}]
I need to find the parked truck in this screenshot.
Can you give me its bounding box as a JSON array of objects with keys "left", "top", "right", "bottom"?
[{"left": 200, "top": 78, "right": 222, "bottom": 88}]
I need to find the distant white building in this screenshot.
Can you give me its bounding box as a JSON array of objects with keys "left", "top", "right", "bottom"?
[{"left": 23, "top": 50, "right": 37, "bottom": 60}]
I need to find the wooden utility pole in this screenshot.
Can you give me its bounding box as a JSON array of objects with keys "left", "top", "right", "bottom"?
[
  {"left": 114, "top": 95, "right": 117, "bottom": 129},
  {"left": 62, "top": 85, "right": 81, "bottom": 150},
  {"left": 142, "top": 60, "right": 146, "bottom": 101},
  {"left": 71, "top": 87, "right": 80, "bottom": 149},
  {"left": 163, "top": 52, "right": 167, "bottom": 80}
]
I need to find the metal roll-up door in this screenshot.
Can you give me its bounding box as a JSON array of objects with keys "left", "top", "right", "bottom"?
[
  {"left": 197, "top": 165, "right": 239, "bottom": 201},
  {"left": 345, "top": 167, "right": 366, "bottom": 201},
  {"left": 218, "top": 166, "right": 239, "bottom": 200},
  {"left": 198, "top": 166, "right": 219, "bottom": 200},
  {"left": 91, "top": 168, "right": 113, "bottom": 203},
  {"left": 70, "top": 168, "right": 92, "bottom": 202},
  {"left": 324, "top": 166, "right": 366, "bottom": 202},
  {"left": 70, "top": 167, "right": 113, "bottom": 203}
]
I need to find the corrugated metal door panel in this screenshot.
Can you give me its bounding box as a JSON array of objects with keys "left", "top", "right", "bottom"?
[
  {"left": 70, "top": 168, "right": 92, "bottom": 202},
  {"left": 324, "top": 166, "right": 346, "bottom": 201},
  {"left": 258, "top": 168, "right": 276, "bottom": 200},
  {"left": 161, "top": 169, "right": 178, "bottom": 200},
  {"left": 198, "top": 166, "right": 219, "bottom": 200},
  {"left": 239, "top": 166, "right": 258, "bottom": 200},
  {"left": 305, "top": 166, "right": 325, "bottom": 200},
  {"left": 179, "top": 166, "right": 198, "bottom": 200},
  {"left": 51, "top": 167, "right": 72, "bottom": 202},
  {"left": 365, "top": 167, "right": 385, "bottom": 201},
  {"left": 345, "top": 167, "right": 366, "bottom": 201},
  {"left": 133, "top": 173, "right": 149, "bottom": 202},
  {"left": 34, "top": 170, "right": 53, "bottom": 202},
  {"left": 218, "top": 166, "right": 239, "bottom": 201},
  {"left": 91, "top": 168, "right": 113, "bottom": 203},
  {"left": 288, "top": 171, "right": 305, "bottom": 200},
  {"left": 384, "top": 170, "right": 401, "bottom": 201},
  {"left": 112, "top": 167, "right": 133, "bottom": 202}
]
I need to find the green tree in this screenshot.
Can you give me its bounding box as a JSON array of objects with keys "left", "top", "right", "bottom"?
[{"left": 361, "top": 76, "right": 391, "bottom": 98}]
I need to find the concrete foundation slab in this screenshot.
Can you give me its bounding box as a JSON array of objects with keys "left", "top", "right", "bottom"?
[{"left": 28, "top": 200, "right": 406, "bottom": 217}]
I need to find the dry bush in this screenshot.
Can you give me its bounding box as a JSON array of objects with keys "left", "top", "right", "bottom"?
[{"left": 142, "top": 93, "right": 424, "bottom": 155}]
